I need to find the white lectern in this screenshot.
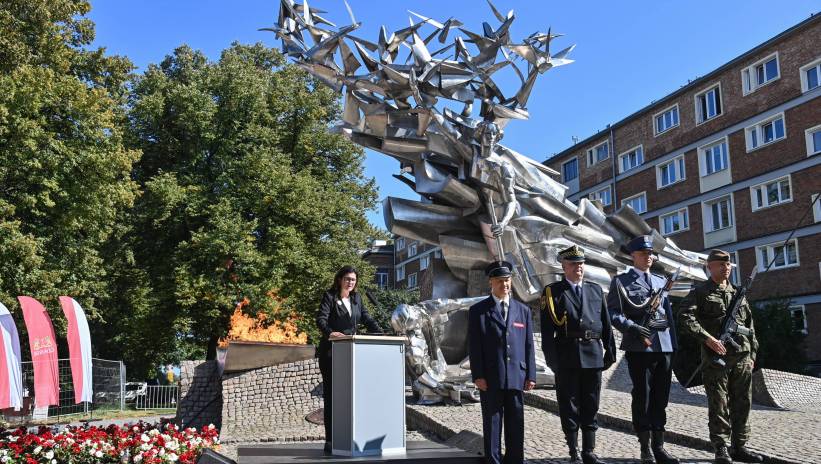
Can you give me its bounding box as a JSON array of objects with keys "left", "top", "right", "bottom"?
[{"left": 331, "top": 335, "right": 406, "bottom": 457}]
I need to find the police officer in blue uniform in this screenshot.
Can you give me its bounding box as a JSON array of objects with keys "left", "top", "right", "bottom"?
[
  {"left": 607, "top": 236, "right": 679, "bottom": 464},
  {"left": 542, "top": 245, "right": 616, "bottom": 464},
  {"left": 469, "top": 260, "right": 537, "bottom": 464}
]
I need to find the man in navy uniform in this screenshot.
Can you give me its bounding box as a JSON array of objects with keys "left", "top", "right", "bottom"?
[
  {"left": 469, "top": 260, "right": 537, "bottom": 464},
  {"left": 541, "top": 245, "right": 616, "bottom": 464},
  {"left": 607, "top": 236, "right": 679, "bottom": 464}
]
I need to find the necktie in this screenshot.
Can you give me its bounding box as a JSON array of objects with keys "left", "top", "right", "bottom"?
[
  {"left": 500, "top": 301, "right": 507, "bottom": 321},
  {"left": 645, "top": 272, "right": 652, "bottom": 288},
  {"left": 575, "top": 285, "right": 582, "bottom": 301}
]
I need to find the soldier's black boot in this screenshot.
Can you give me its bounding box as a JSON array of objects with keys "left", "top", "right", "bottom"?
[
  {"left": 730, "top": 445, "right": 763, "bottom": 463},
  {"left": 581, "top": 430, "right": 607, "bottom": 464},
  {"left": 566, "top": 430, "right": 580, "bottom": 463},
  {"left": 651, "top": 430, "right": 680, "bottom": 464},
  {"left": 638, "top": 431, "right": 655, "bottom": 464},
  {"left": 714, "top": 445, "right": 732, "bottom": 464}
]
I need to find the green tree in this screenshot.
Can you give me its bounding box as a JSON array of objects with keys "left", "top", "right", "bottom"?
[
  {"left": 752, "top": 300, "right": 807, "bottom": 374},
  {"left": 105, "top": 43, "right": 379, "bottom": 372},
  {"left": 361, "top": 287, "right": 421, "bottom": 336},
  {"left": 0, "top": 1, "right": 139, "bottom": 334}
]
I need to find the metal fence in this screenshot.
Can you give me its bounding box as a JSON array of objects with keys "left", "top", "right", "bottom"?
[
  {"left": 136, "top": 385, "right": 179, "bottom": 411},
  {"left": 5, "top": 357, "right": 126, "bottom": 423}
]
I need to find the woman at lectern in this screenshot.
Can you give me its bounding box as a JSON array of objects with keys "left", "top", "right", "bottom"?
[{"left": 316, "top": 265, "right": 383, "bottom": 453}]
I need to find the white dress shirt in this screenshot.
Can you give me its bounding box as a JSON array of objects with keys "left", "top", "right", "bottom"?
[{"left": 491, "top": 293, "right": 510, "bottom": 321}]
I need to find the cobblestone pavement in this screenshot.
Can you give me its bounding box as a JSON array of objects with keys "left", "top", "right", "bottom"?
[
  {"left": 407, "top": 399, "right": 715, "bottom": 464},
  {"left": 527, "top": 387, "right": 820, "bottom": 464}
]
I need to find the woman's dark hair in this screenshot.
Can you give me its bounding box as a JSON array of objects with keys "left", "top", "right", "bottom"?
[{"left": 332, "top": 265, "right": 359, "bottom": 295}]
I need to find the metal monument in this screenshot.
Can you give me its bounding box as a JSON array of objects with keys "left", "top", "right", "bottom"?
[{"left": 267, "top": 0, "right": 707, "bottom": 403}]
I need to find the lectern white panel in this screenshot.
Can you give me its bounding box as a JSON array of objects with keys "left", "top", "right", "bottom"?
[{"left": 331, "top": 335, "right": 406, "bottom": 457}]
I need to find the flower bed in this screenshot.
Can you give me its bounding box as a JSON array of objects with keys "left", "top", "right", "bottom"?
[{"left": 0, "top": 421, "right": 219, "bottom": 463}]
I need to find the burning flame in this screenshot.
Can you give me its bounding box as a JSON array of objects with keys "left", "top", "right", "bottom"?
[{"left": 218, "top": 298, "right": 308, "bottom": 347}]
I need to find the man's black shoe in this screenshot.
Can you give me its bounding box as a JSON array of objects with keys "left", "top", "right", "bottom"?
[
  {"left": 731, "top": 446, "right": 763, "bottom": 463},
  {"left": 714, "top": 445, "right": 732, "bottom": 464}
]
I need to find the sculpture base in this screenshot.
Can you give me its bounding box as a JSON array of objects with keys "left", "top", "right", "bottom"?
[{"left": 236, "top": 441, "right": 482, "bottom": 463}]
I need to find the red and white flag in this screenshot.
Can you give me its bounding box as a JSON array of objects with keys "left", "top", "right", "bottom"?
[
  {"left": 18, "top": 297, "right": 59, "bottom": 408},
  {"left": 0, "top": 302, "right": 23, "bottom": 410},
  {"left": 59, "top": 297, "right": 93, "bottom": 403}
]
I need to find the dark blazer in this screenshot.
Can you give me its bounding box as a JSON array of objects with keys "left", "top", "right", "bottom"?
[
  {"left": 315, "top": 290, "right": 382, "bottom": 358},
  {"left": 540, "top": 279, "right": 616, "bottom": 370},
  {"left": 607, "top": 268, "right": 677, "bottom": 352},
  {"left": 468, "top": 295, "right": 537, "bottom": 392}
]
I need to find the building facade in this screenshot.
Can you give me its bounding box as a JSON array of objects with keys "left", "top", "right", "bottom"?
[
  {"left": 360, "top": 240, "right": 395, "bottom": 289},
  {"left": 392, "top": 236, "right": 445, "bottom": 300},
  {"left": 545, "top": 15, "right": 821, "bottom": 365}
]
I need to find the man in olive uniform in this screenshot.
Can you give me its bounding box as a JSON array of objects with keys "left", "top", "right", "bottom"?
[
  {"left": 541, "top": 245, "right": 616, "bottom": 464},
  {"left": 607, "top": 235, "right": 679, "bottom": 464},
  {"left": 678, "top": 250, "right": 763, "bottom": 464}
]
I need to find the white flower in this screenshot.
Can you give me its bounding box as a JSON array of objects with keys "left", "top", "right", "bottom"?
[
  {"left": 44, "top": 450, "right": 54, "bottom": 459},
  {"left": 33, "top": 446, "right": 42, "bottom": 455},
  {"left": 95, "top": 450, "right": 103, "bottom": 458},
  {"left": 141, "top": 443, "right": 151, "bottom": 451},
  {"left": 141, "top": 433, "right": 150, "bottom": 443},
  {"left": 207, "top": 424, "right": 215, "bottom": 430},
  {"left": 167, "top": 452, "right": 179, "bottom": 462},
  {"left": 134, "top": 454, "right": 143, "bottom": 463}
]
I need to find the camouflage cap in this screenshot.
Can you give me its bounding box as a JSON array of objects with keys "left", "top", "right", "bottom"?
[
  {"left": 558, "top": 245, "right": 585, "bottom": 262},
  {"left": 707, "top": 249, "right": 731, "bottom": 262}
]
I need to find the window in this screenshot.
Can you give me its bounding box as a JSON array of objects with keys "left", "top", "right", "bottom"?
[
  {"left": 806, "top": 124, "right": 821, "bottom": 156},
  {"left": 562, "top": 158, "right": 579, "bottom": 182},
  {"left": 434, "top": 249, "right": 442, "bottom": 259},
  {"left": 729, "top": 252, "right": 739, "bottom": 285},
  {"left": 746, "top": 113, "right": 785, "bottom": 151},
  {"left": 695, "top": 84, "right": 722, "bottom": 124},
  {"left": 420, "top": 254, "right": 430, "bottom": 270},
  {"left": 376, "top": 271, "right": 390, "bottom": 289},
  {"left": 618, "top": 145, "right": 644, "bottom": 173},
  {"left": 407, "top": 273, "right": 418, "bottom": 289},
  {"left": 395, "top": 264, "right": 405, "bottom": 282},
  {"left": 586, "top": 141, "right": 610, "bottom": 166},
  {"left": 800, "top": 57, "right": 821, "bottom": 92},
  {"left": 408, "top": 242, "right": 417, "bottom": 257},
  {"left": 657, "top": 155, "right": 686, "bottom": 188},
  {"left": 705, "top": 196, "right": 733, "bottom": 232},
  {"left": 396, "top": 237, "right": 405, "bottom": 250},
  {"left": 789, "top": 305, "right": 808, "bottom": 334},
  {"left": 700, "top": 139, "right": 729, "bottom": 176},
  {"left": 742, "top": 53, "right": 780, "bottom": 94},
  {"left": 750, "top": 176, "right": 791, "bottom": 211},
  {"left": 621, "top": 192, "right": 647, "bottom": 214},
  {"left": 660, "top": 208, "right": 689, "bottom": 235},
  {"left": 814, "top": 194, "right": 821, "bottom": 222},
  {"left": 589, "top": 186, "right": 612, "bottom": 206},
  {"left": 654, "top": 105, "right": 680, "bottom": 135},
  {"left": 756, "top": 239, "right": 799, "bottom": 271}
]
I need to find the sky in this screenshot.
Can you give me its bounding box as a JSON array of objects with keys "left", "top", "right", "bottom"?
[{"left": 88, "top": 1, "right": 819, "bottom": 230}]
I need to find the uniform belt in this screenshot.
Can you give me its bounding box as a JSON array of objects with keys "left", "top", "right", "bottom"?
[{"left": 563, "top": 330, "right": 601, "bottom": 340}]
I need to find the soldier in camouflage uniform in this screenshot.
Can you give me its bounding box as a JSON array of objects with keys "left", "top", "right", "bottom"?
[{"left": 678, "top": 249, "right": 763, "bottom": 464}]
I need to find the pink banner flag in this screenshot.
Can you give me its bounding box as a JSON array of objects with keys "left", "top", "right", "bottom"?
[
  {"left": 18, "top": 297, "right": 59, "bottom": 408},
  {"left": 59, "top": 297, "right": 93, "bottom": 403}
]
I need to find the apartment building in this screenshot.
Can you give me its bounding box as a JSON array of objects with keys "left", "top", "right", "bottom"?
[
  {"left": 392, "top": 236, "right": 444, "bottom": 300},
  {"left": 360, "top": 240, "right": 395, "bottom": 289},
  {"left": 545, "top": 14, "right": 821, "bottom": 364}
]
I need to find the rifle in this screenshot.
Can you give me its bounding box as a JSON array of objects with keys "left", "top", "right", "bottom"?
[
  {"left": 637, "top": 268, "right": 680, "bottom": 347},
  {"left": 711, "top": 266, "right": 758, "bottom": 367},
  {"left": 683, "top": 266, "right": 758, "bottom": 387}
]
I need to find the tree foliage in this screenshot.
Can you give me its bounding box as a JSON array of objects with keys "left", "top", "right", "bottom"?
[
  {"left": 98, "top": 43, "right": 380, "bottom": 374},
  {"left": 0, "top": 0, "right": 138, "bottom": 331},
  {"left": 1, "top": 2, "right": 381, "bottom": 377},
  {"left": 752, "top": 300, "right": 807, "bottom": 374}
]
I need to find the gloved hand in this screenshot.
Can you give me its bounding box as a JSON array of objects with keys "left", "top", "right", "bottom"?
[
  {"left": 603, "top": 351, "right": 616, "bottom": 370},
  {"left": 628, "top": 323, "right": 651, "bottom": 339}
]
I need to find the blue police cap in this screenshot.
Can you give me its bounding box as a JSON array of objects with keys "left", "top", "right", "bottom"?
[
  {"left": 626, "top": 235, "right": 654, "bottom": 253},
  {"left": 485, "top": 260, "right": 514, "bottom": 278}
]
